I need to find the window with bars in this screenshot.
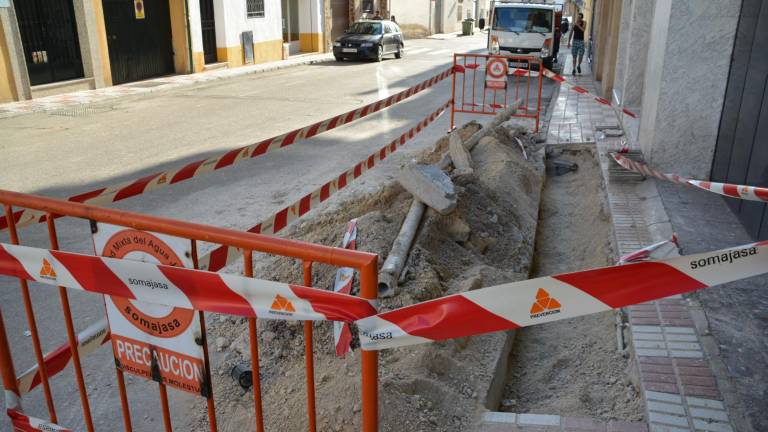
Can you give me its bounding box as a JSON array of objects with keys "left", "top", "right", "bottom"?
[{"left": 246, "top": 0, "right": 265, "bottom": 18}]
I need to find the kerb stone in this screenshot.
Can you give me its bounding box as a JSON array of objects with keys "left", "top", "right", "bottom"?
[{"left": 398, "top": 163, "right": 457, "bottom": 215}]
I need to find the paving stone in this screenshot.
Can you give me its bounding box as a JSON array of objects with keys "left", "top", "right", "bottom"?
[
  {"left": 648, "top": 412, "right": 689, "bottom": 427},
  {"left": 637, "top": 348, "right": 669, "bottom": 357},
  {"left": 647, "top": 400, "right": 686, "bottom": 416},
  {"left": 685, "top": 397, "right": 724, "bottom": 410},
  {"left": 640, "top": 357, "right": 673, "bottom": 365},
  {"left": 518, "top": 413, "right": 561, "bottom": 426},
  {"left": 691, "top": 419, "right": 733, "bottom": 432},
  {"left": 679, "top": 375, "right": 716, "bottom": 387},
  {"left": 644, "top": 382, "right": 679, "bottom": 394},
  {"left": 635, "top": 340, "right": 667, "bottom": 349},
  {"left": 634, "top": 332, "right": 665, "bottom": 341},
  {"left": 667, "top": 342, "right": 701, "bottom": 351},
  {"left": 607, "top": 421, "right": 648, "bottom": 432},
  {"left": 669, "top": 350, "right": 703, "bottom": 359},
  {"left": 483, "top": 411, "right": 517, "bottom": 424},
  {"left": 665, "top": 334, "right": 698, "bottom": 342},
  {"left": 664, "top": 327, "right": 695, "bottom": 334},
  {"left": 633, "top": 325, "right": 663, "bottom": 333},
  {"left": 648, "top": 425, "right": 691, "bottom": 432},
  {"left": 640, "top": 364, "right": 675, "bottom": 374},
  {"left": 682, "top": 385, "right": 720, "bottom": 399},
  {"left": 674, "top": 359, "right": 708, "bottom": 367},
  {"left": 398, "top": 163, "right": 456, "bottom": 214},
  {"left": 644, "top": 373, "right": 678, "bottom": 384},
  {"left": 645, "top": 391, "right": 683, "bottom": 403},
  {"left": 676, "top": 366, "right": 713, "bottom": 377},
  {"left": 689, "top": 407, "right": 728, "bottom": 422}
]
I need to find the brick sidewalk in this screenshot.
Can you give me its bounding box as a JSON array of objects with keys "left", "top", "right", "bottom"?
[{"left": 0, "top": 52, "right": 333, "bottom": 119}]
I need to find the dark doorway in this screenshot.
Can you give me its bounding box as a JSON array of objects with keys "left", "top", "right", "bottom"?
[
  {"left": 102, "top": 0, "right": 175, "bottom": 85},
  {"left": 199, "top": 0, "right": 217, "bottom": 64},
  {"left": 331, "top": 0, "right": 349, "bottom": 41},
  {"left": 14, "top": 0, "right": 84, "bottom": 86},
  {"left": 712, "top": 0, "right": 768, "bottom": 239}
]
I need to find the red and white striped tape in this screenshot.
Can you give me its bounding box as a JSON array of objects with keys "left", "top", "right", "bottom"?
[
  {"left": 0, "top": 243, "right": 376, "bottom": 323},
  {"left": 0, "top": 68, "right": 454, "bottom": 232},
  {"left": 618, "top": 235, "right": 679, "bottom": 264},
  {"left": 612, "top": 153, "right": 768, "bottom": 202},
  {"left": 356, "top": 241, "right": 768, "bottom": 350},
  {"left": 333, "top": 219, "right": 358, "bottom": 357},
  {"left": 16, "top": 319, "right": 110, "bottom": 396},
  {"left": 198, "top": 100, "right": 451, "bottom": 271},
  {"left": 611, "top": 153, "right": 689, "bottom": 184},
  {"left": 8, "top": 409, "right": 71, "bottom": 431},
  {"left": 540, "top": 68, "right": 638, "bottom": 118},
  {"left": 688, "top": 180, "right": 768, "bottom": 203}
]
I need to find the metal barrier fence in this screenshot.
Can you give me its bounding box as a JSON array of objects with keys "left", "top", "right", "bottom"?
[
  {"left": 0, "top": 189, "right": 379, "bottom": 432},
  {"left": 450, "top": 53, "right": 543, "bottom": 132}
]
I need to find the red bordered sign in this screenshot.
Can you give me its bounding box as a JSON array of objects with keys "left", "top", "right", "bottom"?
[
  {"left": 486, "top": 57, "right": 508, "bottom": 89},
  {"left": 92, "top": 223, "right": 209, "bottom": 397}
]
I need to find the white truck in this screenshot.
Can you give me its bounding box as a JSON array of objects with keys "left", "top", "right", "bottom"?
[{"left": 488, "top": 0, "right": 562, "bottom": 70}]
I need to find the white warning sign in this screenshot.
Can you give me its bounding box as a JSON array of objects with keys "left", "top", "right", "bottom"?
[
  {"left": 92, "top": 223, "right": 209, "bottom": 397},
  {"left": 485, "top": 57, "right": 508, "bottom": 89}
]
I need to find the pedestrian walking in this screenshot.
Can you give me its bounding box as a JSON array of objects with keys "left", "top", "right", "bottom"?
[
  {"left": 372, "top": 10, "right": 384, "bottom": 20},
  {"left": 567, "top": 13, "right": 586, "bottom": 75}
]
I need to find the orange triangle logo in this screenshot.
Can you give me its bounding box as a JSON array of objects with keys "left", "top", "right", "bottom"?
[
  {"left": 530, "top": 288, "right": 561, "bottom": 315},
  {"left": 39, "top": 259, "right": 57, "bottom": 278},
  {"left": 270, "top": 294, "right": 296, "bottom": 312}
]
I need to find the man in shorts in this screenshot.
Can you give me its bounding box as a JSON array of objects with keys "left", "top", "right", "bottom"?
[{"left": 568, "top": 13, "right": 586, "bottom": 75}]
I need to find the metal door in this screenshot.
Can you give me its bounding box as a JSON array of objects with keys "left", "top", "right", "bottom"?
[
  {"left": 712, "top": 0, "right": 768, "bottom": 239},
  {"left": 13, "top": 0, "right": 84, "bottom": 86},
  {"left": 331, "top": 0, "right": 349, "bottom": 41},
  {"left": 199, "top": 0, "right": 217, "bottom": 64},
  {"left": 102, "top": 0, "right": 175, "bottom": 85}
]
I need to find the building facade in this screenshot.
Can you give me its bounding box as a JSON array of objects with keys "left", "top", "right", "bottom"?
[
  {"left": 0, "top": 0, "right": 329, "bottom": 102},
  {"left": 582, "top": 0, "right": 768, "bottom": 239}
]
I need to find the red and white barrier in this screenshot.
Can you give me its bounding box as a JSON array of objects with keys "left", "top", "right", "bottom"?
[
  {"left": 0, "top": 68, "right": 454, "bottom": 232},
  {"left": 356, "top": 241, "right": 768, "bottom": 350},
  {"left": 0, "top": 243, "right": 376, "bottom": 323},
  {"left": 618, "top": 235, "right": 680, "bottom": 264},
  {"left": 333, "top": 219, "right": 358, "bottom": 357},
  {"left": 611, "top": 153, "right": 689, "bottom": 184},
  {"left": 16, "top": 319, "right": 110, "bottom": 396},
  {"left": 8, "top": 410, "right": 71, "bottom": 431},
  {"left": 198, "top": 100, "right": 452, "bottom": 271},
  {"left": 688, "top": 180, "right": 768, "bottom": 203},
  {"left": 612, "top": 153, "right": 768, "bottom": 202},
  {"left": 540, "top": 68, "right": 638, "bottom": 118}
]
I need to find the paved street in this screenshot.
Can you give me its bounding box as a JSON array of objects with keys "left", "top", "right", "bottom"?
[{"left": 0, "top": 33, "right": 558, "bottom": 431}]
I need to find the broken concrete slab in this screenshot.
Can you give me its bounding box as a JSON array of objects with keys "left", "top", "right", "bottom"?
[
  {"left": 449, "top": 132, "right": 473, "bottom": 175},
  {"left": 398, "top": 163, "right": 457, "bottom": 214}
]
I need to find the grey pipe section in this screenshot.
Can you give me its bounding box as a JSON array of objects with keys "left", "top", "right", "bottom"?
[{"left": 378, "top": 199, "right": 426, "bottom": 298}]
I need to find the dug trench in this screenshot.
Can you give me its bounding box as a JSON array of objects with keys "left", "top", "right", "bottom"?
[
  {"left": 497, "top": 146, "right": 643, "bottom": 422},
  {"left": 183, "top": 123, "right": 640, "bottom": 430}
]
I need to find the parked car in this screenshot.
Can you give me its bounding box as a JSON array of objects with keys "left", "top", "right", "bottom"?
[{"left": 333, "top": 20, "right": 404, "bottom": 62}]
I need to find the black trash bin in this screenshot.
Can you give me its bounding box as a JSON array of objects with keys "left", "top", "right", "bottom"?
[{"left": 479, "top": 18, "right": 485, "bottom": 30}]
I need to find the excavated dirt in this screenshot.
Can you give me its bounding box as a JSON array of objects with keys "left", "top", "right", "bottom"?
[
  {"left": 498, "top": 146, "right": 644, "bottom": 422},
  {"left": 183, "top": 120, "right": 547, "bottom": 431}
]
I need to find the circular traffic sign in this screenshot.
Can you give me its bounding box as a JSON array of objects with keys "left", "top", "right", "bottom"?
[
  {"left": 487, "top": 58, "right": 508, "bottom": 79},
  {"left": 103, "top": 230, "right": 195, "bottom": 339}
]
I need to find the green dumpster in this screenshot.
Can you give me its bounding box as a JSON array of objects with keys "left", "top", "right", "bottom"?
[{"left": 462, "top": 19, "right": 475, "bottom": 36}]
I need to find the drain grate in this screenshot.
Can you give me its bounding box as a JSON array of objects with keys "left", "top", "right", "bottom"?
[{"left": 48, "top": 105, "right": 114, "bottom": 117}]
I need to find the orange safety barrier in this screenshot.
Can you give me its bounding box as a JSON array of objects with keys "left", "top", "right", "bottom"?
[
  {"left": 450, "top": 53, "right": 544, "bottom": 132},
  {"left": 0, "top": 189, "right": 379, "bottom": 432}
]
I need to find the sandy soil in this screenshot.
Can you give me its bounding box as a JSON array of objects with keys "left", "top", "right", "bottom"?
[
  {"left": 499, "top": 146, "right": 644, "bottom": 422},
  {"left": 183, "top": 121, "right": 547, "bottom": 431}
]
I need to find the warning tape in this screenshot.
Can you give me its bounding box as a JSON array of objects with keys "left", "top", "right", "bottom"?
[
  {"left": 16, "top": 319, "right": 110, "bottom": 396},
  {"left": 8, "top": 409, "right": 71, "bottom": 431},
  {"left": 0, "top": 243, "right": 377, "bottom": 323},
  {"left": 539, "top": 68, "right": 638, "bottom": 118},
  {"left": 611, "top": 153, "right": 689, "bottom": 184},
  {"left": 0, "top": 68, "right": 454, "bottom": 233},
  {"left": 333, "top": 219, "right": 358, "bottom": 357},
  {"left": 611, "top": 153, "right": 768, "bottom": 202},
  {"left": 618, "top": 235, "right": 679, "bottom": 264},
  {"left": 356, "top": 240, "right": 768, "bottom": 350},
  {"left": 198, "top": 100, "right": 452, "bottom": 272}
]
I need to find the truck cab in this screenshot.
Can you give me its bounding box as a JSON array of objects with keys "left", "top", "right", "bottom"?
[{"left": 488, "top": 1, "right": 561, "bottom": 70}]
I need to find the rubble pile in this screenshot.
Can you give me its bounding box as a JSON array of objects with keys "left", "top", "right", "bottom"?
[{"left": 192, "top": 117, "right": 545, "bottom": 432}]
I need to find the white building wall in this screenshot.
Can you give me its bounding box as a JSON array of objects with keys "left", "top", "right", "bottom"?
[
  {"left": 187, "top": 0, "right": 204, "bottom": 53},
  {"left": 214, "top": 0, "right": 283, "bottom": 47},
  {"left": 299, "top": 0, "right": 325, "bottom": 34}
]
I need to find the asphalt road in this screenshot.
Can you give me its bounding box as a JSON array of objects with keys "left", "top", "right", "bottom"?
[{"left": 0, "top": 33, "right": 559, "bottom": 431}]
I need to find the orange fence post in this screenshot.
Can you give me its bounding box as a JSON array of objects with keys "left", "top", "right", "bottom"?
[
  {"left": 4, "top": 205, "right": 58, "bottom": 422},
  {"left": 303, "top": 261, "right": 317, "bottom": 432},
  {"left": 46, "top": 216, "right": 95, "bottom": 432},
  {"left": 244, "top": 250, "right": 265, "bottom": 432},
  {"left": 192, "top": 240, "right": 219, "bottom": 432},
  {"left": 359, "top": 259, "right": 379, "bottom": 432}
]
